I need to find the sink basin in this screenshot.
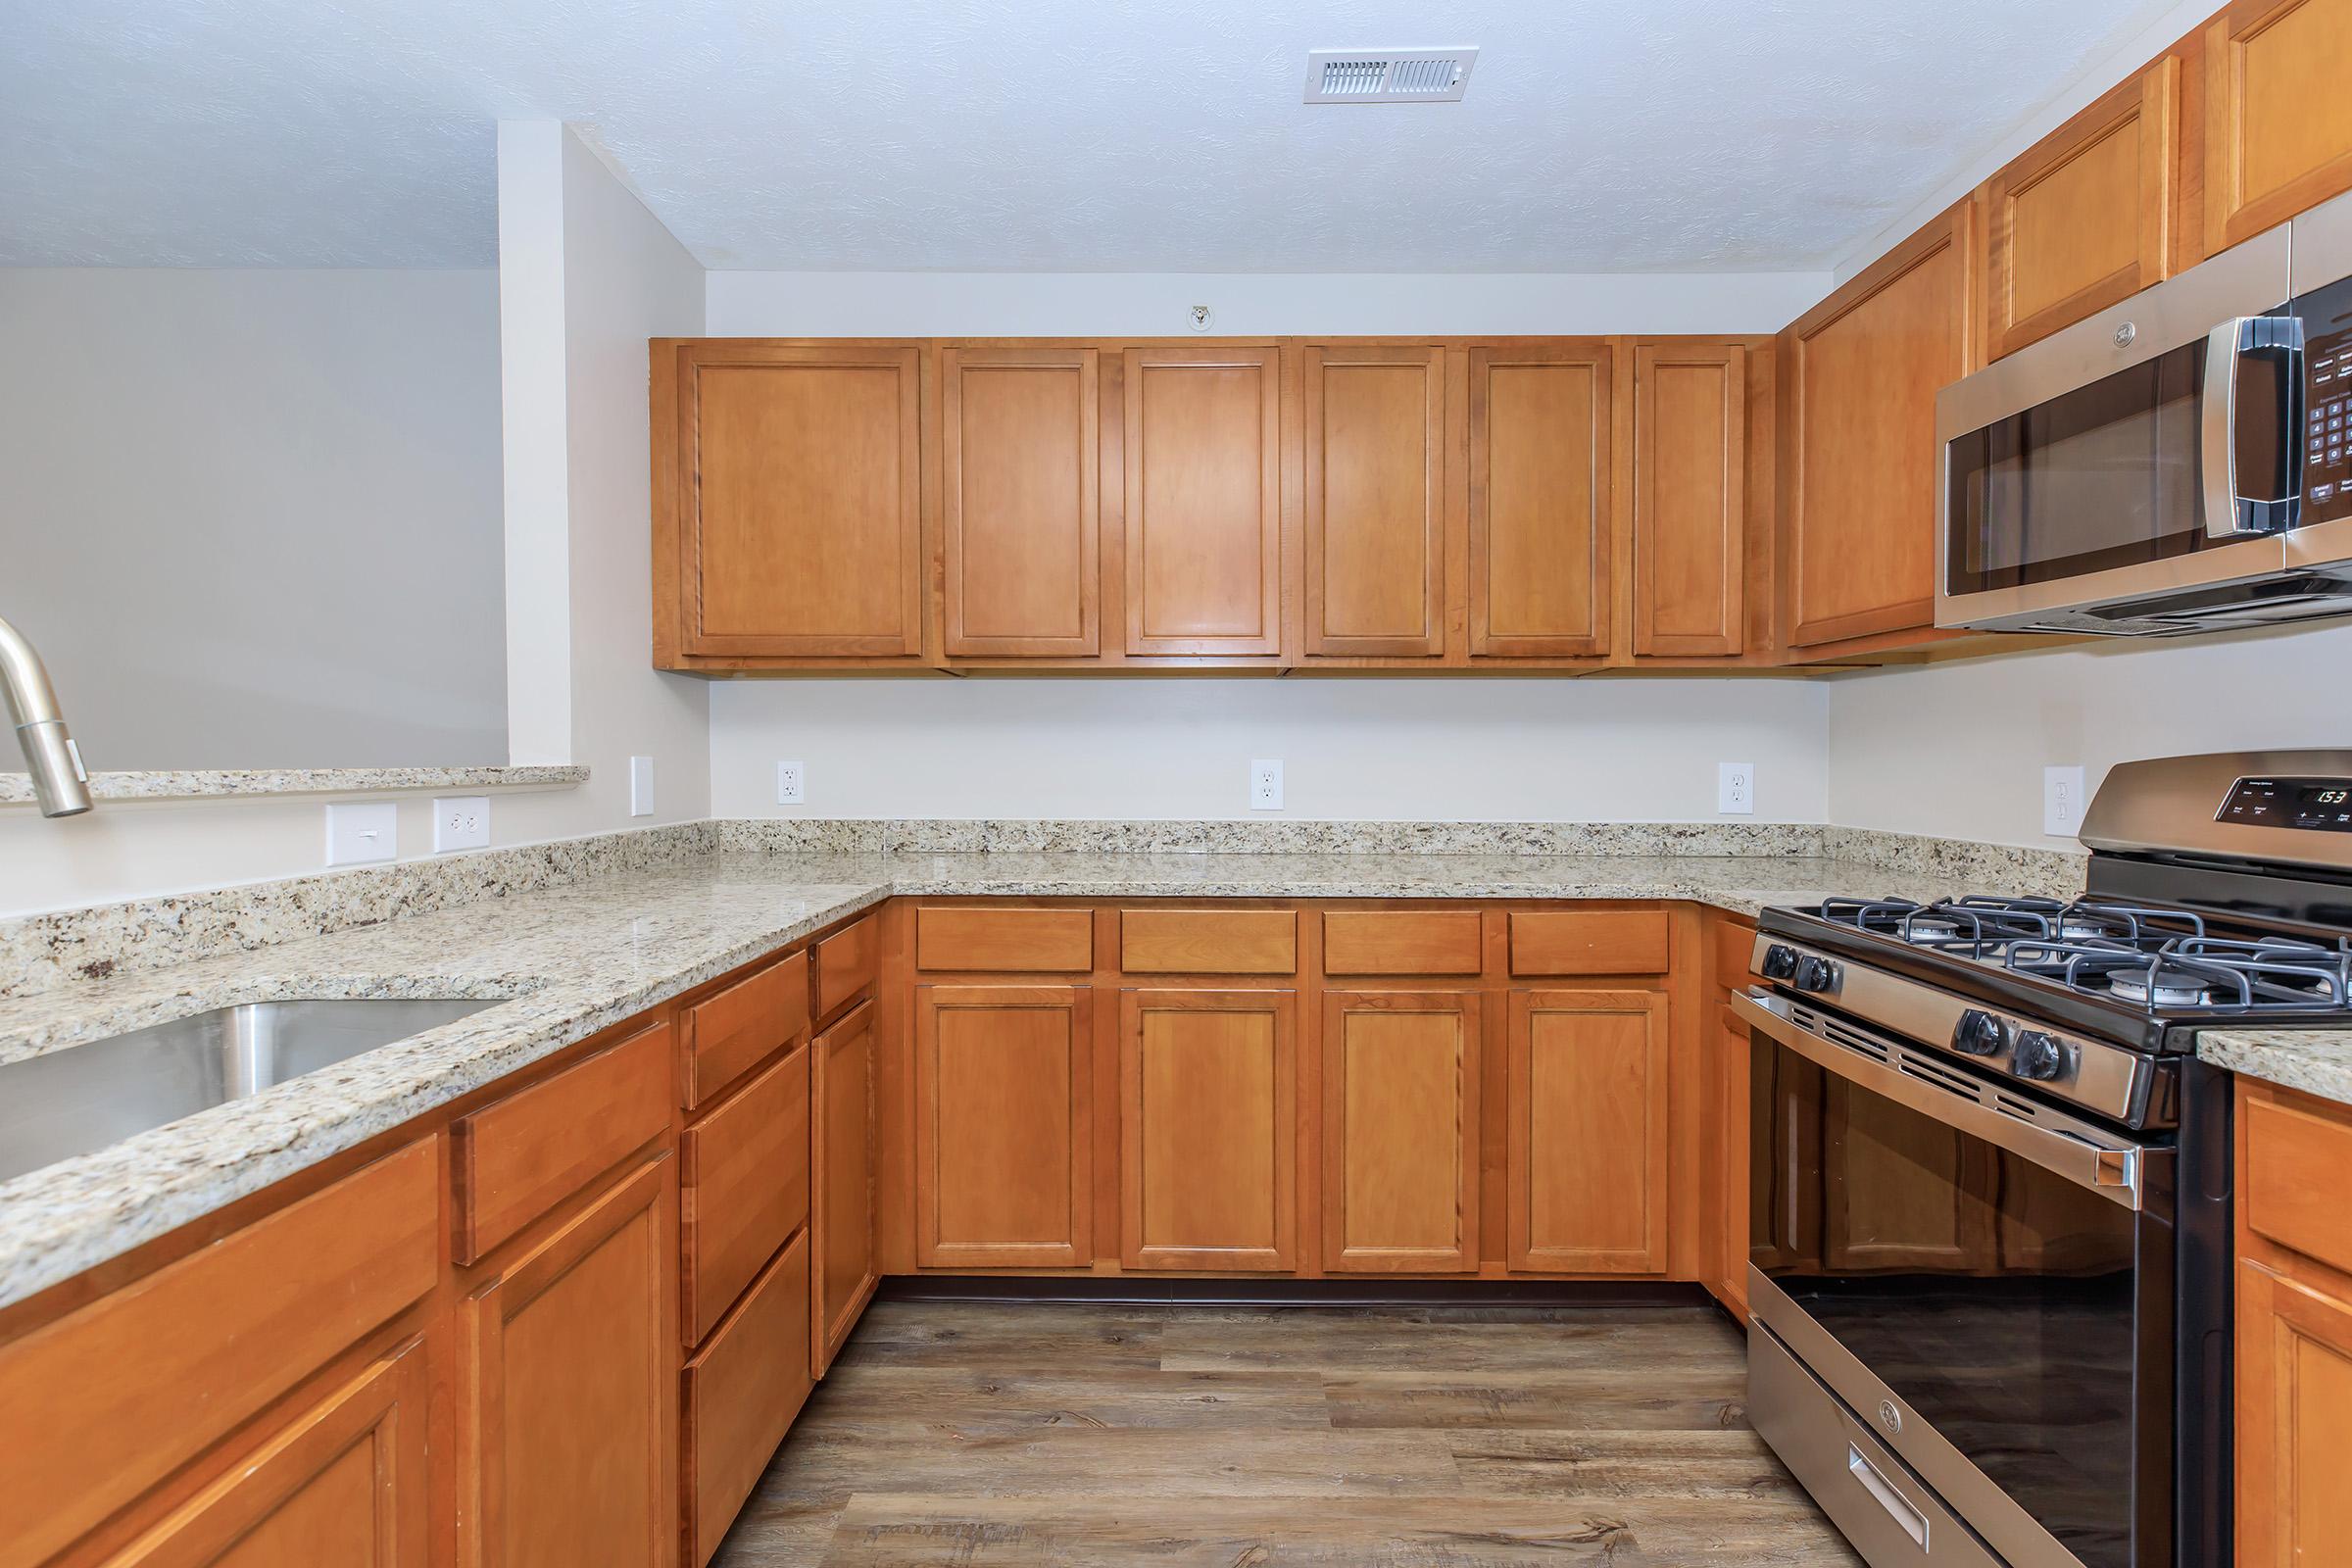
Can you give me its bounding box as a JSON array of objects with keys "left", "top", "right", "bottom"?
[{"left": 0, "top": 997, "right": 499, "bottom": 1182}]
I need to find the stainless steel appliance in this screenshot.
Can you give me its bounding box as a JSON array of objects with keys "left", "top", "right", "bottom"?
[
  {"left": 1936, "top": 188, "right": 2352, "bottom": 635},
  {"left": 1740, "top": 750, "right": 2352, "bottom": 1567}
]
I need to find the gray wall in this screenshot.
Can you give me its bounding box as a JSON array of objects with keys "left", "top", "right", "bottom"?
[{"left": 0, "top": 268, "right": 506, "bottom": 769}]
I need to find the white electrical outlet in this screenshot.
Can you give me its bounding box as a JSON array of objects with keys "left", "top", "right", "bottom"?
[
  {"left": 1718, "top": 762, "right": 1755, "bottom": 815},
  {"left": 630, "top": 756, "right": 655, "bottom": 817},
  {"left": 324, "top": 802, "right": 398, "bottom": 866},
  {"left": 776, "top": 760, "right": 806, "bottom": 806},
  {"left": 432, "top": 796, "right": 490, "bottom": 854},
  {"left": 2044, "top": 765, "right": 2087, "bottom": 837},
  {"left": 1250, "top": 759, "right": 1284, "bottom": 811}
]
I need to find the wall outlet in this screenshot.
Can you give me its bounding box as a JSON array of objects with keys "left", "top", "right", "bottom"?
[
  {"left": 776, "top": 760, "right": 806, "bottom": 806},
  {"left": 2044, "top": 764, "right": 2087, "bottom": 838},
  {"left": 324, "top": 802, "right": 398, "bottom": 866},
  {"left": 432, "top": 796, "right": 489, "bottom": 853},
  {"left": 629, "top": 756, "right": 655, "bottom": 818},
  {"left": 1250, "top": 759, "right": 1284, "bottom": 811},
  {"left": 1718, "top": 761, "right": 1755, "bottom": 815}
]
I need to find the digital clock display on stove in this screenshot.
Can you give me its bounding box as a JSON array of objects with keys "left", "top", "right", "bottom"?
[{"left": 2217, "top": 777, "right": 2352, "bottom": 832}]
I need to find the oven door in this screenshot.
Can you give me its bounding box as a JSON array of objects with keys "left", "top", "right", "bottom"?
[{"left": 1737, "top": 990, "right": 2175, "bottom": 1568}]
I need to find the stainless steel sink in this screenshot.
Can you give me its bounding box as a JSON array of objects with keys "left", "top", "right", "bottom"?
[{"left": 0, "top": 998, "right": 499, "bottom": 1182}]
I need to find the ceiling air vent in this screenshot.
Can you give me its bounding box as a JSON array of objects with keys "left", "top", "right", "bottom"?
[{"left": 1303, "top": 48, "right": 1478, "bottom": 104}]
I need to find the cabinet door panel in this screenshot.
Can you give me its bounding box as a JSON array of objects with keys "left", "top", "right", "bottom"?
[
  {"left": 942, "top": 348, "right": 1100, "bottom": 657},
  {"left": 675, "top": 345, "right": 922, "bottom": 659},
  {"left": 682, "top": 1232, "right": 812, "bottom": 1568},
  {"left": 1468, "top": 345, "right": 1610, "bottom": 659},
  {"left": 1121, "top": 347, "right": 1282, "bottom": 656},
  {"left": 1303, "top": 346, "right": 1446, "bottom": 658},
  {"left": 2206, "top": 0, "right": 2352, "bottom": 252},
  {"left": 811, "top": 1001, "right": 879, "bottom": 1373},
  {"left": 680, "top": 1044, "right": 809, "bottom": 1346},
  {"left": 914, "top": 986, "right": 1094, "bottom": 1268},
  {"left": 1321, "top": 992, "right": 1480, "bottom": 1274},
  {"left": 1506, "top": 990, "right": 1669, "bottom": 1274},
  {"left": 1119, "top": 989, "right": 1298, "bottom": 1271},
  {"left": 1634, "top": 343, "right": 1745, "bottom": 657},
  {"left": 2237, "top": 1260, "right": 2352, "bottom": 1566}
]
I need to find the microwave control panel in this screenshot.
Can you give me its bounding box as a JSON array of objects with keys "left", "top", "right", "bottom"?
[{"left": 2303, "top": 275, "right": 2352, "bottom": 523}]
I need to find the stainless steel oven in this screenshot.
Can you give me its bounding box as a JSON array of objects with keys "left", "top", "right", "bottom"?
[{"left": 1936, "top": 186, "right": 2352, "bottom": 636}]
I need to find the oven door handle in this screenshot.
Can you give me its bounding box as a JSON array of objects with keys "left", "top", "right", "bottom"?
[{"left": 1733, "top": 989, "right": 2156, "bottom": 1209}]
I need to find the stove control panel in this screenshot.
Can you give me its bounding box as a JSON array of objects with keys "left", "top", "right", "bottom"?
[{"left": 2217, "top": 775, "right": 2352, "bottom": 833}]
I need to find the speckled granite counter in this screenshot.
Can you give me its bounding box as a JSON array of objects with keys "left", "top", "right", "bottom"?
[
  {"left": 0, "top": 848, "right": 1956, "bottom": 1311},
  {"left": 2196, "top": 1029, "right": 2352, "bottom": 1107}
]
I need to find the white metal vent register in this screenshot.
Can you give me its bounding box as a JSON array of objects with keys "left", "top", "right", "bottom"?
[{"left": 1303, "top": 48, "right": 1478, "bottom": 104}]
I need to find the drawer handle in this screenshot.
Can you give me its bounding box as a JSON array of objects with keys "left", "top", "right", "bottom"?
[{"left": 1847, "top": 1443, "right": 1929, "bottom": 1549}]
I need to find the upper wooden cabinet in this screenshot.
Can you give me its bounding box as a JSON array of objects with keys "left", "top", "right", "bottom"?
[
  {"left": 1117, "top": 345, "right": 1284, "bottom": 658},
  {"left": 940, "top": 347, "right": 1101, "bottom": 658},
  {"left": 1633, "top": 342, "right": 1747, "bottom": 657},
  {"left": 1782, "top": 202, "right": 1976, "bottom": 652},
  {"left": 1300, "top": 345, "right": 1448, "bottom": 660},
  {"left": 1983, "top": 62, "right": 2180, "bottom": 361},
  {"left": 2205, "top": 0, "right": 2352, "bottom": 253},
  {"left": 1467, "top": 342, "right": 1611, "bottom": 660},
  {"left": 654, "top": 341, "right": 923, "bottom": 662}
]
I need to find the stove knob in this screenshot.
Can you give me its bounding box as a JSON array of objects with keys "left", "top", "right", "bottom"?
[
  {"left": 1951, "top": 1010, "right": 2007, "bottom": 1056},
  {"left": 2012, "top": 1031, "right": 2070, "bottom": 1082},
  {"left": 1760, "top": 944, "right": 1800, "bottom": 982},
  {"left": 1793, "top": 955, "right": 1840, "bottom": 994}
]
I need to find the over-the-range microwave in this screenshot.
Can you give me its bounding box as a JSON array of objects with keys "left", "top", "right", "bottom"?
[{"left": 1937, "top": 186, "right": 2352, "bottom": 635}]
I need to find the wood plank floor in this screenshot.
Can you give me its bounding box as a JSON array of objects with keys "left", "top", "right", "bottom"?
[{"left": 710, "top": 1299, "right": 1863, "bottom": 1566}]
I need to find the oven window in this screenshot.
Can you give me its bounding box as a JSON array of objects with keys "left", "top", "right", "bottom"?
[{"left": 1751, "top": 1038, "right": 2152, "bottom": 1568}]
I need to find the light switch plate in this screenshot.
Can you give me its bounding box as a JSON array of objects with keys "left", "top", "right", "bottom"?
[
  {"left": 325, "top": 802, "right": 398, "bottom": 866},
  {"left": 776, "top": 760, "right": 806, "bottom": 806},
  {"left": 629, "top": 756, "right": 655, "bottom": 818},
  {"left": 2044, "top": 765, "right": 2086, "bottom": 838},
  {"left": 1718, "top": 762, "right": 1755, "bottom": 815},
  {"left": 1250, "top": 759, "right": 1284, "bottom": 811},
  {"left": 432, "top": 796, "right": 490, "bottom": 854}
]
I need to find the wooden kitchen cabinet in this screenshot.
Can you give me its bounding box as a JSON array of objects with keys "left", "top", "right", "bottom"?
[
  {"left": 652, "top": 341, "right": 924, "bottom": 663},
  {"left": 811, "top": 1000, "right": 880, "bottom": 1373},
  {"left": 1119, "top": 988, "right": 1299, "bottom": 1271},
  {"left": 1633, "top": 342, "right": 1747, "bottom": 657},
  {"left": 1505, "top": 990, "right": 1670, "bottom": 1274},
  {"left": 1300, "top": 344, "right": 1448, "bottom": 660},
  {"left": 682, "top": 1232, "right": 813, "bottom": 1568},
  {"left": 1466, "top": 342, "right": 1612, "bottom": 660},
  {"left": 2204, "top": 0, "right": 2352, "bottom": 253},
  {"left": 1320, "top": 991, "right": 1481, "bottom": 1273},
  {"left": 912, "top": 985, "right": 1095, "bottom": 1267},
  {"left": 1782, "top": 201, "right": 1977, "bottom": 653},
  {"left": 939, "top": 347, "right": 1101, "bottom": 658}
]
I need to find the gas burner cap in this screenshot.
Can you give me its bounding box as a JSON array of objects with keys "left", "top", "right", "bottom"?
[
  {"left": 1903, "top": 917, "right": 1962, "bottom": 942},
  {"left": 2107, "top": 968, "right": 2211, "bottom": 1007},
  {"left": 2059, "top": 916, "right": 2119, "bottom": 941}
]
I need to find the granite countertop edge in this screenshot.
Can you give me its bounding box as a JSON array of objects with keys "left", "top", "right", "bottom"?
[{"left": 2194, "top": 1028, "right": 2352, "bottom": 1107}]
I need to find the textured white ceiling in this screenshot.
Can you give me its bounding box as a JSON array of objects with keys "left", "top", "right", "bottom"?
[{"left": 1, "top": 0, "right": 2182, "bottom": 270}]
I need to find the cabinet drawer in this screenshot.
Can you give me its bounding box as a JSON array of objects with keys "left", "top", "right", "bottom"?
[
  {"left": 1322, "top": 909, "right": 1483, "bottom": 976},
  {"left": 815, "top": 915, "right": 879, "bottom": 1019},
  {"left": 684, "top": 1230, "right": 813, "bottom": 1568},
  {"left": 682, "top": 1044, "right": 811, "bottom": 1346},
  {"left": 1713, "top": 918, "right": 1756, "bottom": 990},
  {"left": 452, "top": 1022, "right": 672, "bottom": 1263},
  {"left": 1509, "top": 910, "right": 1671, "bottom": 976},
  {"left": 0, "top": 1141, "right": 438, "bottom": 1568},
  {"left": 917, "top": 906, "right": 1095, "bottom": 972},
  {"left": 2244, "top": 1086, "right": 2352, "bottom": 1280},
  {"left": 1120, "top": 908, "right": 1298, "bottom": 974},
  {"left": 683, "top": 951, "right": 809, "bottom": 1110}
]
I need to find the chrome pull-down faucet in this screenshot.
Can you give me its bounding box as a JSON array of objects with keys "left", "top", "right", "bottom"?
[{"left": 0, "top": 613, "right": 91, "bottom": 817}]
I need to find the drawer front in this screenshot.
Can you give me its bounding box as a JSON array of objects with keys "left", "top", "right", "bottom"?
[
  {"left": 1508, "top": 910, "right": 1671, "bottom": 976},
  {"left": 0, "top": 1141, "right": 438, "bottom": 1568},
  {"left": 916, "top": 906, "right": 1095, "bottom": 973},
  {"left": 453, "top": 1022, "right": 672, "bottom": 1263},
  {"left": 1712, "top": 917, "right": 1756, "bottom": 990},
  {"left": 2244, "top": 1086, "right": 2352, "bottom": 1280},
  {"left": 815, "top": 915, "right": 880, "bottom": 1019},
  {"left": 683, "top": 951, "right": 809, "bottom": 1110},
  {"left": 1322, "top": 910, "right": 1483, "bottom": 976},
  {"left": 684, "top": 1230, "right": 813, "bottom": 1568},
  {"left": 1119, "top": 908, "right": 1298, "bottom": 974},
  {"left": 682, "top": 1044, "right": 811, "bottom": 1346}
]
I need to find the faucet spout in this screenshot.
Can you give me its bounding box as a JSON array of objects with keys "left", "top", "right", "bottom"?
[{"left": 0, "top": 613, "right": 92, "bottom": 817}]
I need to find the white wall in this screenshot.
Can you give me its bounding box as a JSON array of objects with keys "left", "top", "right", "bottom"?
[{"left": 0, "top": 268, "right": 507, "bottom": 768}]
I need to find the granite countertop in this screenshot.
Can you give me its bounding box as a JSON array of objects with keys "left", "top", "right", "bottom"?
[
  {"left": 2194, "top": 1028, "right": 2352, "bottom": 1106},
  {"left": 0, "top": 848, "right": 1954, "bottom": 1311}
]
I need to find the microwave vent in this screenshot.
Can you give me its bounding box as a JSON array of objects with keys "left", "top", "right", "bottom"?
[{"left": 1304, "top": 48, "right": 1478, "bottom": 103}]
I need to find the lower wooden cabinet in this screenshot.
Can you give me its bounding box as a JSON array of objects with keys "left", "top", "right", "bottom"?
[
  {"left": 2237, "top": 1258, "right": 2352, "bottom": 1565},
  {"left": 1505, "top": 990, "right": 1670, "bottom": 1274},
  {"left": 913, "top": 985, "right": 1094, "bottom": 1267},
  {"left": 459, "top": 1155, "right": 677, "bottom": 1568},
  {"left": 811, "top": 1000, "right": 881, "bottom": 1374},
  {"left": 1320, "top": 991, "right": 1481, "bottom": 1273},
  {"left": 1120, "top": 988, "right": 1299, "bottom": 1271},
  {"left": 682, "top": 1232, "right": 813, "bottom": 1568}
]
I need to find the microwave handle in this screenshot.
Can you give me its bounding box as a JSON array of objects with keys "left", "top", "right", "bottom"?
[{"left": 2202, "top": 314, "right": 2305, "bottom": 540}]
